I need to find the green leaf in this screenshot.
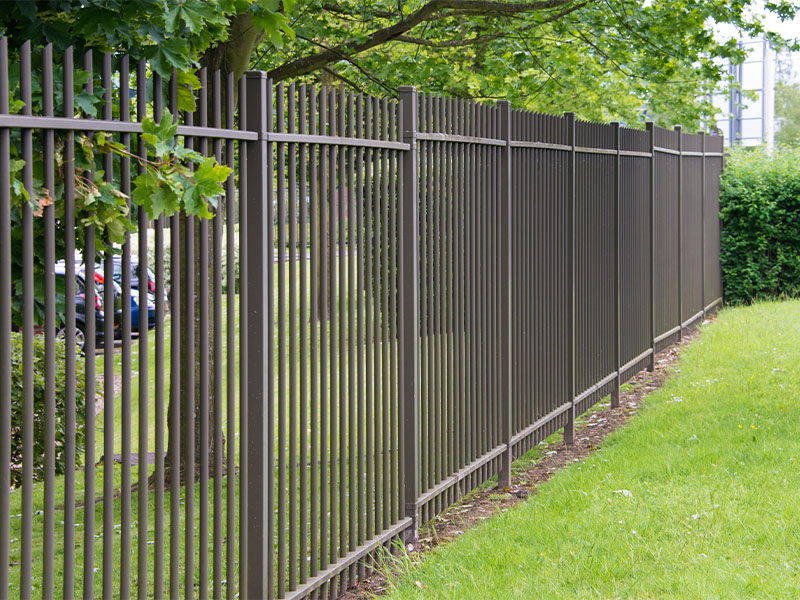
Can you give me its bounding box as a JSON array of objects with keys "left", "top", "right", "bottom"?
[{"left": 75, "top": 92, "right": 98, "bottom": 117}]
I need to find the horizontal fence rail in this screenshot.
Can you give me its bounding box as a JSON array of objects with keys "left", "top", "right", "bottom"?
[{"left": 0, "top": 38, "right": 723, "bottom": 599}]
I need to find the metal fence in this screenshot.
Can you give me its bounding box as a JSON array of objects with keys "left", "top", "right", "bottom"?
[{"left": 0, "top": 40, "right": 723, "bottom": 599}]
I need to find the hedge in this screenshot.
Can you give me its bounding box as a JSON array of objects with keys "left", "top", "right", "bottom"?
[
  {"left": 10, "top": 332, "right": 87, "bottom": 488},
  {"left": 719, "top": 146, "right": 800, "bottom": 304}
]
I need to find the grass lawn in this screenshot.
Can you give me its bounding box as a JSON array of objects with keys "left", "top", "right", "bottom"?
[{"left": 387, "top": 300, "right": 800, "bottom": 599}]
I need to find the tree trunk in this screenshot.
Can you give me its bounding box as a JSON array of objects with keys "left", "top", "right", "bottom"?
[{"left": 164, "top": 12, "right": 263, "bottom": 484}]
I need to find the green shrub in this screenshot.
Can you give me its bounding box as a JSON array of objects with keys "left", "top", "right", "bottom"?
[
  {"left": 9, "top": 332, "right": 87, "bottom": 488},
  {"left": 719, "top": 146, "right": 800, "bottom": 304}
]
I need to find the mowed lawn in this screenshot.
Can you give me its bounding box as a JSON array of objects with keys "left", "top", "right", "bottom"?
[{"left": 388, "top": 300, "right": 800, "bottom": 599}]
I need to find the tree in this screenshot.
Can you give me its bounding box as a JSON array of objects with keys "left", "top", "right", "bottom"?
[
  {"left": 250, "top": 0, "right": 798, "bottom": 129},
  {"left": 776, "top": 80, "right": 800, "bottom": 147}
]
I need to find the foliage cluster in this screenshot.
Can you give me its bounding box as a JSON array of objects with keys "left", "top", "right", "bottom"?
[
  {"left": 2, "top": 41, "right": 231, "bottom": 328},
  {"left": 263, "top": 0, "right": 798, "bottom": 129},
  {"left": 9, "top": 332, "right": 86, "bottom": 489},
  {"left": 719, "top": 146, "right": 800, "bottom": 303}
]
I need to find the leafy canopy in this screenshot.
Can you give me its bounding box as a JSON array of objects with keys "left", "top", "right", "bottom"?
[{"left": 256, "top": 0, "right": 799, "bottom": 129}]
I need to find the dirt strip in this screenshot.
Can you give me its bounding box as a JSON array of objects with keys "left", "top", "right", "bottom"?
[{"left": 342, "top": 323, "right": 705, "bottom": 599}]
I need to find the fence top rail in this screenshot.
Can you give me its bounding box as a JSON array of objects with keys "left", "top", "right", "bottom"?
[
  {"left": 0, "top": 113, "right": 257, "bottom": 140},
  {"left": 0, "top": 113, "right": 412, "bottom": 150}
]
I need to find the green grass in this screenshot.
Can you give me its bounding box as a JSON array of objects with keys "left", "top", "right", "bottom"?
[{"left": 386, "top": 300, "right": 800, "bottom": 599}]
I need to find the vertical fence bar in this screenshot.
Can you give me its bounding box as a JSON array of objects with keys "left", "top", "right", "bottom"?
[
  {"left": 363, "top": 94, "right": 374, "bottom": 550},
  {"left": 497, "top": 101, "right": 513, "bottom": 488},
  {"left": 298, "top": 82, "right": 309, "bottom": 587},
  {"left": 197, "top": 67, "right": 211, "bottom": 600},
  {"left": 0, "top": 35, "right": 12, "bottom": 596},
  {"left": 42, "top": 43, "right": 57, "bottom": 600},
  {"left": 101, "top": 52, "right": 116, "bottom": 600},
  {"left": 183, "top": 100, "right": 196, "bottom": 600},
  {"left": 211, "top": 69, "right": 224, "bottom": 600},
  {"left": 565, "top": 112, "right": 576, "bottom": 445},
  {"left": 288, "top": 82, "right": 299, "bottom": 593},
  {"left": 675, "top": 125, "right": 683, "bottom": 339},
  {"left": 611, "top": 122, "right": 621, "bottom": 409},
  {"left": 82, "top": 48, "right": 97, "bottom": 600},
  {"left": 168, "top": 69, "right": 181, "bottom": 600},
  {"left": 380, "top": 97, "right": 391, "bottom": 533},
  {"left": 225, "top": 70, "right": 237, "bottom": 600},
  {"left": 149, "top": 71, "right": 165, "bottom": 600},
  {"left": 136, "top": 58, "right": 151, "bottom": 600},
  {"left": 354, "top": 92, "right": 365, "bottom": 575},
  {"left": 309, "top": 85, "right": 320, "bottom": 582},
  {"left": 20, "top": 40, "right": 34, "bottom": 599},
  {"left": 0, "top": 35, "right": 9, "bottom": 600},
  {"left": 319, "top": 86, "right": 329, "bottom": 578},
  {"left": 237, "top": 72, "right": 249, "bottom": 600},
  {"left": 329, "top": 88, "right": 340, "bottom": 584},
  {"left": 398, "top": 86, "right": 420, "bottom": 540},
  {"left": 646, "top": 122, "right": 656, "bottom": 371},
  {"left": 276, "top": 81, "right": 288, "bottom": 598},
  {"left": 243, "top": 70, "right": 272, "bottom": 599},
  {"left": 119, "top": 54, "right": 133, "bottom": 600},
  {"left": 346, "top": 90, "right": 357, "bottom": 584}
]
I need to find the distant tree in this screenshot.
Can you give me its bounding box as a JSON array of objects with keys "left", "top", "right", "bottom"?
[{"left": 776, "top": 80, "right": 800, "bottom": 147}]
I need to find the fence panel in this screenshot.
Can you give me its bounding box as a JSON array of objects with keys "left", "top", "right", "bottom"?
[
  {"left": 681, "top": 133, "right": 705, "bottom": 326},
  {"left": 574, "top": 121, "right": 617, "bottom": 414},
  {"left": 0, "top": 39, "right": 726, "bottom": 599},
  {"left": 620, "top": 127, "right": 654, "bottom": 380},
  {"left": 509, "top": 112, "right": 571, "bottom": 458},
  {"left": 653, "top": 126, "right": 682, "bottom": 350},
  {"left": 413, "top": 94, "right": 506, "bottom": 522},
  {"left": 704, "top": 135, "right": 724, "bottom": 312}
]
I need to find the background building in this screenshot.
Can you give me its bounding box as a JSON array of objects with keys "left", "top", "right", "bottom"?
[{"left": 710, "top": 36, "right": 776, "bottom": 147}]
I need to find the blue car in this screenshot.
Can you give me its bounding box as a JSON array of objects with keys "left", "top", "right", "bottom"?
[{"left": 129, "top": 288, "right": 157, "bottom": 331}]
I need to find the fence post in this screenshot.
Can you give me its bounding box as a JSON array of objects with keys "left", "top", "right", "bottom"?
[
  {"left": 611, "top": 122, "right": 621, "bottom": 408},
  {"left": 242, "top": 70, "right": 273, "bottom": 598},
  {"left": 646, "top": 122, "right": 656, "bottom": 372},
  {"left": 565, "top": 112, "right": 576, "bottom": 445},
  {"left": 398, "top": 86, "right": 421, "bottom": 542},
  {"left": 498, "top": 100, "right": 513, "bottom": 487},
  {"left": 699, "top": 130, "right": 706, "bottom": 319},
  {"left": 674, "top": 125, "right": 683, "bottom": 341}
]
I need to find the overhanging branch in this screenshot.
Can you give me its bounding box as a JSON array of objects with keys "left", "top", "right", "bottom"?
[
  {"left": 268, "top": 0, "right": 588, "bottom": 81},
  {"left": 396, "top": 32, "right": 506, "bottom": 47}
]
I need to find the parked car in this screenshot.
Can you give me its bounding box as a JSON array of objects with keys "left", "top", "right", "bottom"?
[
  {"left": 130, "top": 287, "right": 157, "bottom": 331},
  {"left": 54, "top": 261, "right": 156, "bottom": 351},
  {"left": 97, "top": 254, "right": 165, "bottom": 303},
  {"left": 54, "top": 263, "right": 107, "bottom": 352},
  {"left": 91, "top": 264, "right": 157, "bottom": 336}
]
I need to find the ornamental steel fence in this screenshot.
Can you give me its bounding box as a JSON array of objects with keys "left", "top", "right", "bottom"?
[{"left": 0, "top": 40, "right": 723, "bottom": 599}]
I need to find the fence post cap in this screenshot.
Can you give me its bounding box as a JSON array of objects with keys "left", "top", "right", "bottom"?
[
  {"left": 398, "top": 85, "right": 417, "bottom": 93},
  {"left": 243, "top": 70, "right": 269, "bottom": 80}
]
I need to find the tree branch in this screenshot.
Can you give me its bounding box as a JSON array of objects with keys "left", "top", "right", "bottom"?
[
  {"left": 396, "top": 32, "right": 506, "bottom": 47},
  {"left": 268, "top": 0, "right": 586, "bottom": 81}
]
